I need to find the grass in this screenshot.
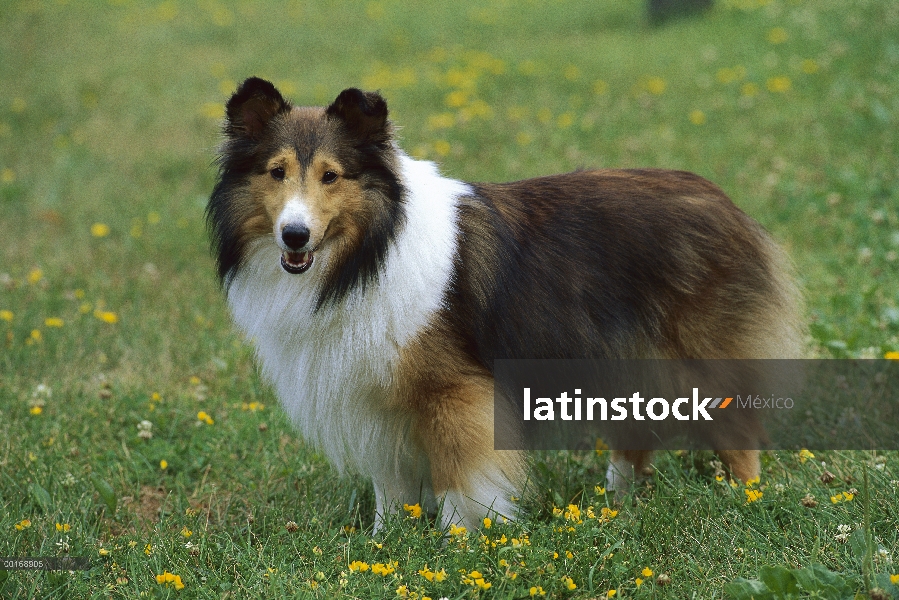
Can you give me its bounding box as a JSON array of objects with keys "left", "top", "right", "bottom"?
[{"left": 1, "top": 0, "right": 898, "bottom": 597}]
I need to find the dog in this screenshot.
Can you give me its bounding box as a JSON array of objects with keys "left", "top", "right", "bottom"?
[{"left": 207, "top": 77, "right": 803, "bottom": 531}]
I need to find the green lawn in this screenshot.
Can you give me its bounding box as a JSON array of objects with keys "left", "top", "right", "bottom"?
[{"left": 1, "top": 0, "right": 898, "bottom": 597}]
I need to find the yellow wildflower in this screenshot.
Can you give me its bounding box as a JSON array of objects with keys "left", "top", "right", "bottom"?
[
  {"left": 27, "top": 268, "right": 43, "bottom": 284},
  {"left": 94, "top": 310, "right": 118, "bottom": 324},
  {"left": 14, "top": 519, "right": 32, "bottom": 530},
  {"left": 690, "top": 110, "right": 706, "bottom": 126},
  {"left": 745, "top": 489, "right": 763, "bottom": 503},
  {"left": 607, "top": 590, "right": 617, "bottom": 597},
  {"left": 642, "top": 567, "right": 654, "bottom": 577},
  {"left": 646, "top": 77, "right": 666, "bottom": 95},
  {"left": 636, "top": 577, "right": 644, "bottom": 587},
  {"left": 160, "top": 460, "right": 168, "bottom": 470},
  {"left": 766, "top": 76, "right": 792, "bottom": 93},
  {"left": 180, "top": 526, "right": 192, "bottom": 538},
  {"left": 44, "top": 317, "right": 63, "bottom": 327},
  {"left": 448, "top": 523, "right": 467, "bottom": 537},
  {"left": 144, "top": 544, "right": 152, "bottom": 555},
  {"left": 530, "top": 586, "right": 546, "bottom": 596},
  {"left": 30, "top": 406, "right": 43, "bottom": 415},
  {"left": 767, "top": 27, "right": 788, "bottom": 44},
  {"left": 890, "top": 574, "right": 899, "bottom": 585},
  {"left": 403, "top": 503, "right": 422, "bottom": 518},
  {"left": 884, "top": 351, "right": 899, "bottom": 360},
  {"left": 0, "top": 309, "right": 12, "bottom": 322},
  {"left": 98, "top": 548, "right": 109, "bottom": 556},
  {"left": 155, "top": 571, "right": 185, "bottom": 590},
  {"left": 55, "top": 523, "right": 71, "bottom": 532},
  {"left": 483, "top": 517, "right": 491, "bottom": 529},
  {"left": 30, "top": 329, "right": 42, "bottom": 342},
  {"left": 799, "top": 448, "right": 814, "bottom": 463},
  {"left": 595, "top": 485, "right": 606, "bottom": 495},
  {"left": 371, "top": 562, "right": 397, "bottom": 576},
  {"left": 196, "top": 411, "right": 214, "bottom": 425},
  {"left": 90, "top": 223, "right": 110, "bottom": 237},
  {"left": 561, "top": 575, "right": 577, "bottom": 590},
  {"left": 349, "top": 560, "right": 369, "bottom": 572}
]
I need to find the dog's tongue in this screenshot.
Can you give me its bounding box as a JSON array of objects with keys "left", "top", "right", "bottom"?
[
  {"left": 281, "top": 250, "right": 313, "bottom": 274},
  {"left": 286, "top": 251, "right": 309, "bottom": 266}
]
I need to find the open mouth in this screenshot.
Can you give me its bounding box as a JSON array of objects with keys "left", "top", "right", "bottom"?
[{"left": 280, "top": 250, "right": 314, "bottom": 274}]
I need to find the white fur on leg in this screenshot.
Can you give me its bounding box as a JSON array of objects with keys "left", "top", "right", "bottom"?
[
  {"left": 605, "top": 455, "right": 636, "bottom": 496},
  {"left": 438, "top": 465, "right": 520, "bottom": 531}
]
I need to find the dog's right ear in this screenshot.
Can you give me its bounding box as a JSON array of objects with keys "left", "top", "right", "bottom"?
[{"left": 225, "top": 78, "right": 291, "bottom": 140}]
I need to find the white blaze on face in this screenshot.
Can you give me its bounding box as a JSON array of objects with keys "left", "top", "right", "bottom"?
[{"left": 275, "top": 196, "right": 313, "bottom": 251}]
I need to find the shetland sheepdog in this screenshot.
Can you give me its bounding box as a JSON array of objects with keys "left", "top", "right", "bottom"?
[{"left": 208, "top": 78, "right": 802, "bottom": 530}]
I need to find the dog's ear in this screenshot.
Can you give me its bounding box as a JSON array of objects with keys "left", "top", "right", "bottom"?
[
  {"left": 325, "top": 88, "right": 390, "bottom": 141},
  {"left": 225, "top": 77, "right": 291, "bottom": 139}
]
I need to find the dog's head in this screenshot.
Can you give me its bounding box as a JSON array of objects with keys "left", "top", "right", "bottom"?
[{"left": 208, "top": 78, "right": 405, "bottom": 306}]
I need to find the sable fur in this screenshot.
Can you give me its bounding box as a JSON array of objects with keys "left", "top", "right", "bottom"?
[{"left": 208, "top": 78, "right": 803, "bottom": 530}]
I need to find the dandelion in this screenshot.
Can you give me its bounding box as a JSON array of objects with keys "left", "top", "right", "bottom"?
[
  {"left": 1, "top": 310, "right": 13, "bottom": 321},
  {"left": 90, "top": 223, "right": 110, "bottom": 237},
  {"left": 642, "top": 567, "right": 654, "bottom": 577},
  {"left": 55, "top": 523, "right": 71, "bottom": 532},
  {"left": 799, "top": 448, "right": 814, "bottom": 463},
  {"left": 885, "top": 351, "right": 899, "bottom": 360},
  {"left": 636, "top": 577, "right": 644, "bottom": 587},
  {"left": 30, "top": 406, "right": 43, "bottom": 415},
  {"left": 30, "top": 329, "right": 42, "bottom": 342},
  {"left": 428, "top": 113, "right": 455, "bottom": 129},
  {"left": 766, "top": 76, "right": 791, "bottom": 93},
  {"left": 349, "top": 560, "right": 369, "bottom": 572},
  {"left": 155, "top": 570, "right": 185, "bottom": 590},
  {"left": 689, "top": 110, "right": 706, "bottom": 125},
  {"left": 741, "top": 82, "right": 759, "bottom": 97},
  {"left": 201, "top": 102, "right": 225, "bottom": 119},
  {"left": 196, "top": 411, "right": 214, "bottom": 425},
  {"left": 801, "top": 59, "right": 819, "bottom": 74},
  {"left": 646, "top": 77, "right": 666, "bottom": 95},
  {"left": 27, "top": 268, "right": 43, "bottom": 284},
  {"left": 44, "top": 317, "right": 64, "bottom": 327},
  {"left": 767, "top": 27, "right": 788, "bottom": 44},
  {"left": 95, "top": 310, "right": 119, "bottom": 324},
  {"left": 432, "top": 140, "right": 451, "bottom": 157},
  {"left": 403, "top": 503, "right": 422, "bottom": 518},
  {"left": 14, "top": 519, "right": 32, "bottom": 530}
]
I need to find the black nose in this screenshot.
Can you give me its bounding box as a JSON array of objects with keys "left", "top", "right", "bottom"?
[{"left": 281, "top": 224, "right": 310, "bottom": 250}]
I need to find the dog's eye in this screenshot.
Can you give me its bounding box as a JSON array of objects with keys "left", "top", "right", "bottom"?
[
  {"left": 322, "top": 171, "right": 338, "bottom": 184},
  {"left": 270, "top": 167, "right": 285, "bottom": 181}
]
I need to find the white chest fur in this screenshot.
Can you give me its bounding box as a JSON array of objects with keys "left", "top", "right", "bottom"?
[{"left": 226, "top": 155, "right": 468, "bottom": 475}]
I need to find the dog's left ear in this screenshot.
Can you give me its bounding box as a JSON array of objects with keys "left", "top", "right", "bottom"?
[
  {"left": 225, "top": 77, "right": 291, "bottom": 140},
  {"left": 326, "top": 88, "right": 390, "bottom": 141}
]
